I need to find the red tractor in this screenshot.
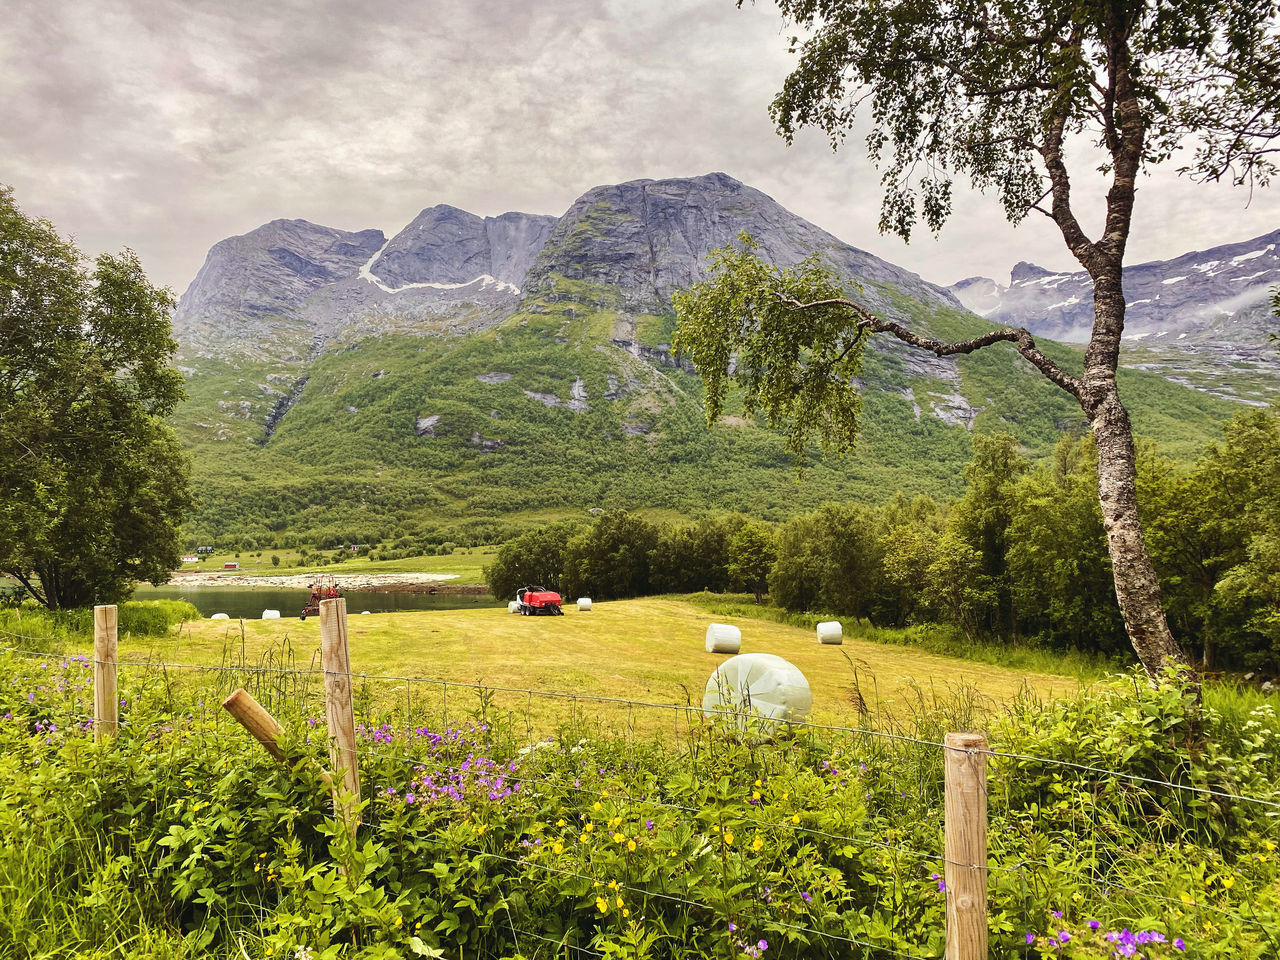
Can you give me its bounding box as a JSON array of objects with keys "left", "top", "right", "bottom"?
[
  {"left": 300, "top": 575, "right": 343, "bottom": 620},
  {"left": 516, "top": 585, "right": 564, "bottom": 616}
]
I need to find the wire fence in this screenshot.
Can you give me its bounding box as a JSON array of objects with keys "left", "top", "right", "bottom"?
[{"left": 3, "top": 621, "right": 1280, "bottom": 959}]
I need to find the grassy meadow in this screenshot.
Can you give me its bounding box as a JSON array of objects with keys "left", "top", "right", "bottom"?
[{"left": 109, "top": 597, "right": 1075, "bottom": 735}]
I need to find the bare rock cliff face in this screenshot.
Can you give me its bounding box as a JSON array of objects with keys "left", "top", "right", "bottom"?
[{"left": 523, "top": 172, "right": 959, "bottom": 314}]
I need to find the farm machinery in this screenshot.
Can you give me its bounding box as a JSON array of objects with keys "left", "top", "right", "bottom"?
[
  {"left": 300, "top": 575, "right": 343, "bottom": 620},
  {"left": 515, "top": 585, "right": 564, "bottom": 616}
]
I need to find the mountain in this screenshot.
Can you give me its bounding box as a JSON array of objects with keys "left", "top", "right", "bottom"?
[
  {"left": 948, "top": 231, "right": 1280, "bottom": 408},
  {"left": 170, "top": 173, "right": 1241, "bottom": 549}
]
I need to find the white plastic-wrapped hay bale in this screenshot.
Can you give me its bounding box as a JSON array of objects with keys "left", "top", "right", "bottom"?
[
  {"left": 577, "top": 598, "right": 592, "bottom": 612},
  {"left": 262, "top": 609, "right": 281, "bottom": 620},
  {"left": 507, "top": 600, "right": 521, "bottom": 614},
  {"left": 702, "top": 653, "right": 811, "bottom": 738},
  {"left": 210, "top": 613, "right": 230, "bottom": 620},
  {"left": 361, "top": 611, "right": 372, "bottom": 615},
  {"left": 704, "top": 623, "right": 741, "bottom": 654},
  {"left": 816, "top": 621, "right": 843, "bottom": 645}
]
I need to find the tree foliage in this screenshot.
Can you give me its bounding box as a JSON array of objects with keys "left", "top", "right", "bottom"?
[{"left": 0, "top": 187, "right": 193, "bottom": 608}]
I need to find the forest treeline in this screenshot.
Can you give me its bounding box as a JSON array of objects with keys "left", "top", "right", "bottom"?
[{"left": 485, "top": 410, "right": 1280, "bottom": 671}]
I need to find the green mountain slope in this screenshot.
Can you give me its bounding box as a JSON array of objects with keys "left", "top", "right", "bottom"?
[{"left": 170, "top": 175, "right": 1241, "bottom": 549}]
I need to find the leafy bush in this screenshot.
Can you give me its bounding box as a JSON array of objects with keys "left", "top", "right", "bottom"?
[{"left": 0, "top": 650, "right": 1276, "bottom": 959}]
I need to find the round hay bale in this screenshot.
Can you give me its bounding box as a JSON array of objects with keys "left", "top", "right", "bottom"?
[
  {"left": 702, "top": 653, "right": 811, "bottom": 738},
  {"left": 816, "top": 620, "right": 843, "bottom": 645},
  {"left": 210, "top": 613, "right": 230, "bottom": 620},
  {"left": 361, "top": 610, "right": 372, "bottom": 615},
  {"left": 507, "top": 600, "right": 521, "bottom": 614},
  {"left": 261, "top": 609, "right": 281, "bottom": 620},
  {"left": 704, "top": 622, "right": 741, "bottom": 654},
  {"left": 577, "top": 598, "right": 592, "bottom": 612}
]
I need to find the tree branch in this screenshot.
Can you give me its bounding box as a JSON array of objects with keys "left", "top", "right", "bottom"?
[{"left": 774, "top": 293, "right": 1083, "bottom": 400}]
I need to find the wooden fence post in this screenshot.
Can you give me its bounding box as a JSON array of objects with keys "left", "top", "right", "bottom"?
[
  {"left": 222, "top": 688, "right": 287, "bottom": 761},
  {"left": 93, "top": 604, "right": 118, "bottom": 742},
  {"left": 320, "top": 597, "right": 360, "bottom": 833},
  {"left": 944, "top": 732, "right": 989, "bottom": 960}
]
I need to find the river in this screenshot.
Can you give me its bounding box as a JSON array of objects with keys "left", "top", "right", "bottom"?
[{"left": 133, "top": 584, "right": 499, "bottom": 619}]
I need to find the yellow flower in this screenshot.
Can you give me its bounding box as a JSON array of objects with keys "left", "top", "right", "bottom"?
[
  {"left": 623, "top": 908, "right": 630, "bottom": 918},
  {"left": 627, "top": 840, "right": 637, "bottom": 852},
  {"left": 609, "top": 817, "right": 621, "bottom": 828},
  {"left": 395, "top": 917, "right": 403, "bottom": 926},
  {"left": 259, "top": 852, "right": 268, "bottom": 858},
  {"left": 580, "top": 833, "right": 589, "bottom": 843},
  {"left": 752, "top": 791, "right": 761, "bottom": 801},
  {"left": 752, "top": 836, "right": 764, "bottom": 852},
  {"left": 613, "top": 832, "right": 625, "bottom": 844},
  {"left": 556, "top": 819, "right": 565, "bottom": 827},
  {"left": 595, "top": 897, "right": 608, "bottom": 914},
  {"left": 616, "top": 897, "right": 623, "bottom": 909},
  {"left": 475, "top": 824, "right": 487, "bottom": 834},
  {"left": 1180, "top": 892, "right": 1196, "bottom": 905},
  {"left": 584, "top": 823, "right": 594, "bottom": 833},
  {"left": 602, "top": 790, "right": 610, "bottom": 798},
  {"left": 791, "top": 815, "right": 800, "bottom": 824},
  {"left": 608, "top": 880, "right": 618, "bottom": 890},
  {"left": 1264, "top": 839, "right": 1277, "bottom": 852},
  {"left": 593, "top": 802, "right": 602, "bottom": 811},
  {"left": 755, "top": 779, "right": 762, "bottom": 787},
  {"left": 552, "top": 842, "right": 564, "bottom": 855},
  {"left": 254, "top": 864, "right": 261, "bottom": 872},
  {"left": 1221, "top": 875, "right": 1235, "bottom": 889},
  {"left": 723, "top": 832, "right": 734, "bottom": 846}
]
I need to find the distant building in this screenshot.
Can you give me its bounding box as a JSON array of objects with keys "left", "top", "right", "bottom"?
[
  {"left": 181, "top": 555, "right": 198, "bottom": 563},
  {"left": 223, "top": 562, "right": 239, "bottom": 570},
  {"left": 196, "top": 546, "right": 215, "bottom": 555}
]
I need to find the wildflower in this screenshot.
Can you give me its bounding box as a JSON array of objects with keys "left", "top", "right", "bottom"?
[
  {"left": 556, "top": 819, "right": 565, "bottom": 827},
  {"left": 613, "top": 832, "right": 625, "bottom": 844},
  {"left": 1089, "top": 920, "right": 1100, "bottom": 931},
  {"left": 801, "top": 892, "right": 812, "bottom": 903},
  {"left": 723, "top": 831, "right": 733, "bottom": 846},
  {"left": 1174, "top": 938, "right": 1186, "bottom": 951},
  {"left": 757, "top": 940, "right": 768, "bottom": 952},
  {"left": 595, "top": 897, "right": 608, "bottom": 914},
  {"left": 1025, "top": 933, "right": 1035, "bottom": 945},
  {"left": 627, "top": 840, "right": 636, "bottom": 852},
  {"left": 791, "top": 814, "right": 800, "bottom": 824},
  {"left": 616, "top": 897, "right": 623, "bottom": 909},
  {"left": 1221, "top": 875, "right": 1235, "bottom": 889},
  {"left": 752, "top": 791, "right": 761, "bottom": 801},
  {"left": 646, "top": 819, "right": 654, "bottom": 831},
  {"left": 593, "top": 802, "right": 602, "bottom": 811},
  {"left": 752, "top": 836, "right": 764, "bottom": 852},
  {"left": 1057, "top": 931, "right": 1070, "bottom": 944},
  {"left": 608, "top": 880, "right": 618, "bottom": 890},
  {"left": 580, "top": 833, "right": 589, "bottom": 843},
  {"left": 728, "top": 923, "right": 737, "bottom": 933},
  {"left": 1052, "top": 911, "right": 1062, "bottom": 918},
  {"left": 584, "top": 823, "right": 594, "bottom": 832},
  {"left": 552, "top": 842, "right": 564, "bottom": 854},
  {"left": 622, "top": 908, "right": 630, "bottom": 918}
]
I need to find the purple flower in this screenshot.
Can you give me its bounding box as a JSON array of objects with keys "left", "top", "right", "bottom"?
[
  {"left": 1088, "top": 920, "right": 1100, "bottom": 931},
  {"left": 1174, "top": 938, "right": 1185, "bottom": 951},
  {"left": 405, "top": 793, "right": 416, "bottom": 804},
  {"left": 1025, "top": 933, "right": 1035, "bottom": 945},
  {"left": 646, "top": 819, "right": 654, "bottom": 831},
  {"left": 1057, "top": 931, "right": 1070, "bottom": 944},
  {"left": 756, "top": 940, "right": 768, "bottom": 952},
  {"left": 1052, "top": 911, "right": 1062, "bottom": 918},
  {"left": 728, "top": 922, "right": 736, "bottom": 933},
  {"left": 800, "top": 891, "right": 812, "bottom": 903}
]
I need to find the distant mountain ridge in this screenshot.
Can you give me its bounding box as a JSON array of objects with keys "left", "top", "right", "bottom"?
[
  {"left": 948, "top": 230, "right": 1280, "bottom": 346},
  {"left": 174, "top": 172, "right": 959, "bottom": 361}
]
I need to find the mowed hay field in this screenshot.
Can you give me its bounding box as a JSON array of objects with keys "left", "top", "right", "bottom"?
[{"left": 121, "top": 598, "right": 1077, "bottom": 733}]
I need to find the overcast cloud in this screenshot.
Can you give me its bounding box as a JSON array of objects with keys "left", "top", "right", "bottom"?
[{"left": 3, "top": 0, "right": 1278, "bottom": 296}]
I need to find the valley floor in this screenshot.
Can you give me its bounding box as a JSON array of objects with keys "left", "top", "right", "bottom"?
[{"left": 133, "top": 597, "right": 1070, "bottom": 730}]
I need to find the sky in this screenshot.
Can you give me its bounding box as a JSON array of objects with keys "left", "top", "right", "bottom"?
[{"left": 3, "top": 0, "right": 1279, "bottom": 296}]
